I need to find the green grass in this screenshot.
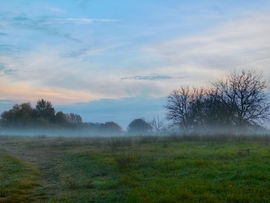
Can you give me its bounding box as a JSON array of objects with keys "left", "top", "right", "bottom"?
[
  {"left": 0, "top": 153, "right": 41, "bottom": 203},
  {"left": 1, "top": 134, "right": 270, "bottom": 202}
]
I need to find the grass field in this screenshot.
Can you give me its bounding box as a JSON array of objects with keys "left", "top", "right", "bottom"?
[{"left": 1, "top": 134, "right": 270, "bottom": 203}]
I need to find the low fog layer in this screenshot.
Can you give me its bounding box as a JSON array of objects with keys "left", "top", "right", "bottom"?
[{"left": 0, "top": 70, "right": 269, "bottom": 137}]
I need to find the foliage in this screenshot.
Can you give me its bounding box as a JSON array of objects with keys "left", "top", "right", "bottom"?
[
  {"left": 64, "top": 113, "right": 83, "bottom": 128},
  {"left": 127, "top": 118, "right": 152, "bottom": 134},
  {"left": 1, "top": 102, "right": 34, "bottom": 128},
  {"left": 100, "top": 122, "right": 122, "bottom": 135},
  {"left": 34, "top": 99, "right": 55, "bottom": 121},
  {"left": 0, "top": 99, "right": 125, "bottom": 135},
  {"left": 0, "top": 99, "right": 83, "bottom": 129}
]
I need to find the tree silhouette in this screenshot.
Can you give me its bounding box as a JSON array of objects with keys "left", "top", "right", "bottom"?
[
  {"left": 165, "top": 70, "right": 270, "bottom": 132},
  {"left": 164, "top": 86, "right": 205, "bottom": 131},
  {"left": 212, "top": 70, "right": 270, "bottom": 128},
  {"left": 127, "top": 118, "right": 152, "bottom": 134},
  {"left": 54, "top": 111, "right": 69, "bottom": 127},
  {"left": 100, "top": 121, "right": 122, "bottom": 135},
  {"left": 1, "top": 102, "right": 34, "bottom": 128},
  {"left": 64, "top": 113, "right": 83, "bottom": 127},
  {"left": 34, "top": 99, "right": 55, "bottom": 122},
  {"left": 0, "top": 99, "right": 87, "bottom": 130},
  {"left": 150, "top": 116, "right": 165, "bottom": 134}
]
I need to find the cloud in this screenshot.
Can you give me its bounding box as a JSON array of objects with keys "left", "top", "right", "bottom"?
[
  {"left": 61, "top": 48, "right": 89, "bottom": 58},
  {"left": 74, "top": 0, "right": 95, "bottom": 9},
  {"left": 1, "top": 12, "right": 82, "bottom": 43},
  {"left": 1, "top": 12, "right": 118, "bottom": 46},
  {"left": 0, "top": 46, "right": 172, "bottom": 104},
  {"left": 0, "top": 99, "right": 14, "bottom": 104},
  {"left": 55, "top": 18, "right": 119, "bottom": 24},
  {"left": 4, "top": 69, "right": 17, "bottom": 75},
  {"left": 0, "top": 32, "right": 8, "bottom": 36},
  {"left": 0, "top": 44, "right": 29, "bottom": 55},
  {"left": 0, "top": 78, "right": 99, "bottom": 106},
  {"left": 0, "top": 63, "right": 18, "bottom": 76},
  {"left": 121, "top": 74, "right": 180, "bottom": 81},
  {"left": 47, "top": 6, "right": 65, "bottom": 13},
  {"left": 146, "top": 12, "right": 270, "bottom": 83},
  {"left": 1, "top": 9, "right": 270, "bottom": 109}
]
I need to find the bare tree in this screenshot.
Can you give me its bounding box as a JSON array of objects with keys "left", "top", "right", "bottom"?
[
  {"left": 212, "top": 70, "right": 270, "bottom": 128},
  {"left": 164, "top": 86, "right": 205, "bottom": 131},
  {"left": 150, "top": 116, "right": 165, "bottom": 134},
  {"left": 164, "top": 70, "right": 270, "bottom": 133}
]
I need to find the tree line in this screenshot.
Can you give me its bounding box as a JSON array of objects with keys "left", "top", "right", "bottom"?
[
  {"left": 165, "top": 70, "right": 270, "bottom": 134},
  {"left": 0, "top": 99, "right": 84, "bottom": 129},
  {"left": 0, "top": 99, "right": 155, "bottom": 135}
]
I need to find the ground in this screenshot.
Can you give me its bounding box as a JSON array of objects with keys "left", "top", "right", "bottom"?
[{"left": 1, "top": 134, "right": 270, "bottom": 203}]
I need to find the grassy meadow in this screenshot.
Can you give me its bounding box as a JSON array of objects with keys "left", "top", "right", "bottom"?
[{"left": 1, "top": 134, "right": 270, "bottom": 202}]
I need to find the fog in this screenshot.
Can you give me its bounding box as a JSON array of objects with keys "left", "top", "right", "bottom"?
[{"left": 0, "top": 125, "right": 269, "bottom": 138}]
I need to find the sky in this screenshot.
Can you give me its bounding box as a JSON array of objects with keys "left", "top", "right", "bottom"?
[{"left": 1, "top": 0, "right": 270, "bottom": 129}]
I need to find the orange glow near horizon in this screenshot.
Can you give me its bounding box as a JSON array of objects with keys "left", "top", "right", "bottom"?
[{"left": 0, "top": 81, "right": 100, "bottom": 106}]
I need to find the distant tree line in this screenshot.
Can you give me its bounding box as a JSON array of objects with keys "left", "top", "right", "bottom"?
[
  {"left": 0, "top": 99, "right": 121, "bottom": 134},
  {"left": 165, "top": 70, "right": 270, "bottom": 133},
  {"left": 0, "top": 99, "right": 83, "bottom": 129},
  {"left": 0, "top": 99, "right": 156, "bottom": 135}
]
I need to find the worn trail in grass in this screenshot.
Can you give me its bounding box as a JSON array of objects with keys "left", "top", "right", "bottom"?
[
  {"left": 1, "top": 135, "right": 270, "bottom": 202},
  {"left": 0, "top": 152, "right": 41, "bottom": 203}
]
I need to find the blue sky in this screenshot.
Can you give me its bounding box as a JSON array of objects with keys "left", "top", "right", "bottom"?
[{"left": 1, "top": 0, "right": 270, "bottom": 129}]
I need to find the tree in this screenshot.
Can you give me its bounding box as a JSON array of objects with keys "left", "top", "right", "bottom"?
[
  {"left": 150, "top": 116, "right": 165, "bottom": 134},
  {"left": 1, "top": 102, "right": 34, "bottom": 128},
  {"left": 164, "top": 86, "right": 205, "bottom": 131},
  {"left": 212, "top": 70, "right": 270, "bottom": 128},
  {"left": 0, "top": 99, "right": 87, "bottom": 130},
  {"left": 199, "top": 89, "right": 233, "bottom": 128},
  {"left": 165, "top": 70, "right": 270, "bottom": 133},
  {"left": 100, "top": 122, "right": 122, "bottom": 135},
  {"left": 35, "top": 99, "right": 55, "bottom": 122},
  {"left": 64, "top": 113, "right": 83, "bottom": 127},
  {"left": 127, "top": 118, "right": 152, "bottom": 134},
  {"left": 54, "top": 111, "right": 69, "bottom": 127}
]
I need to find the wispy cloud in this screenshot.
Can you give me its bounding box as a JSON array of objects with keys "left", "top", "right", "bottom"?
[
  {"left": 56, "top": 18, "right": 119, "bottom": 24},
  {"left": 4, "top": 69, "right": 18, "bottom": 75},
  {"left": 1, "top": 2, "right": 270, "bottom": 110},
  {"left": 4, "top": 12, "right": 270, "bottom": 104},
  {"left": 47, "top": 6, "right": 66, "bottom": 13},
  {"left": 146, "top": 12, "right": 270, "bottom": 83},
  {"left": 0, "top": 44, "right": 25, "bottom": 55},
  {"left": 1, "top": 12, "right": 82, "bottom": 43},
  {"left": 61, "top": 48, "right": 88, "bottom": 58},
  {"left": 0, "top": 32, "right": 8, "bottom": 36},
  {"left": 121, "top": 74, "right": 181, "bottom": 81}
]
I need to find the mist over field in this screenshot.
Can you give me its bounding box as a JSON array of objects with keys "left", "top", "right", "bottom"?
[{"left": 2, "top": 1, "right": 270, "bottom": 202}]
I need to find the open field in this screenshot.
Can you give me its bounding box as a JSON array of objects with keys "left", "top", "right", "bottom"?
[{"left": 1, "top": 134, "right": 270, "bottom": 203}]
